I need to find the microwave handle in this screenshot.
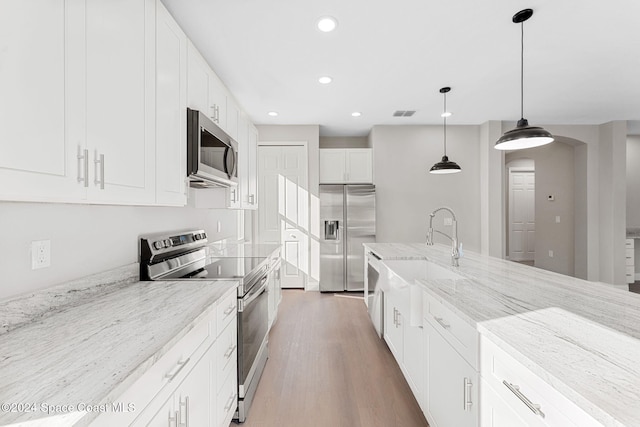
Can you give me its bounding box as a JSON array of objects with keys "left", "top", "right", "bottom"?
[{"left": 223, "top": 146, "right": 236, "bottom": 179}]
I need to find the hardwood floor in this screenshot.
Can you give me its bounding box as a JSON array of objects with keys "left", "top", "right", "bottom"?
[{"left": 234, "top": 290, "right": 428, "bottom": 427}]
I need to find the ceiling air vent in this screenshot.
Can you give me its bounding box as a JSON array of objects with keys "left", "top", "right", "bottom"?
[{"left": 393, "top": 110, "right": 416, "bottom": 117}]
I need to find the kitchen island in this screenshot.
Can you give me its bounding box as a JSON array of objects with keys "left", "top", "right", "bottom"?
[
  {"left": 365, "top": 242, "right": 640, "bottom": 427},
  {"left": 0, "top": 264, "right": 238, "bottom": 427}
]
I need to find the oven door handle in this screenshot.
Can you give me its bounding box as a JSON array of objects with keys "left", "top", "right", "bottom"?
[{"left": 238, "top": 276, "right": 268, "bottom": 312}]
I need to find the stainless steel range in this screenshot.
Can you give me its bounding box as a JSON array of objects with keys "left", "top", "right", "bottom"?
[{"left": 139, "top": 230, "right": 277, "bottom": 422}]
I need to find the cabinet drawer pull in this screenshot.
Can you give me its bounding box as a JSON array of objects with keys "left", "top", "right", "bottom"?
[
  {"left": 224, "top": 344, "right": 237, "bottom": 359},
  {"left": 224, "top": 393, "right": 237, "bottom": 412},
  {"left": 503, "top": 380, "right": 545, "bottom": 418},
  {"left": 463, "top": 377, "right": 473, "bottom": 411},
  {"left": 434, "top": 316, "right": 451, "bottom": 329},
  {"left": 165, "top": 358, "right": 190, "bottom": 381},
  {"left": 223, "top": 304, "right": 236, "bottom": 316}
]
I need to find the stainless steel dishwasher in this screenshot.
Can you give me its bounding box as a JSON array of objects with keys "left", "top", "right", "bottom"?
[{"left": 366, "top": 251, "right": 384, "bottom": 337}]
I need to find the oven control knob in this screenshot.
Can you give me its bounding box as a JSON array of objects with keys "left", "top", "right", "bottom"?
[
  {"left": 193, "top": 234, "right": 200, "bottom": 241},
  {"left": 164, "top": 239, "right": 172, "bottom": 247},
  {"left": 201, "top": 232, "right": 207, "bottom": 240},
  {"left": 153, "top": 241, "right": 164, "bottom": 250}
]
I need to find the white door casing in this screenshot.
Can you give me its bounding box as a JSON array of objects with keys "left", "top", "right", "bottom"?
[
  {"left": 257, "top": 143, "right": 308, "bottom": 289},
  {"left": 509, "top": 168, "right": 535, "bottom": 262}
]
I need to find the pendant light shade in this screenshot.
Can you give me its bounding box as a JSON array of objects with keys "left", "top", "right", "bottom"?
[
  {"left": 430, "top": 87, "right": 461, "bottom": 174},
  {"left": 495, "top": 9, "right": 554, "bottom": 150}
]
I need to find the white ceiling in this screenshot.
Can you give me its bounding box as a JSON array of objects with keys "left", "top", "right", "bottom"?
[{"left": 161, "top": 0, "right": 640, "bottom": 137}]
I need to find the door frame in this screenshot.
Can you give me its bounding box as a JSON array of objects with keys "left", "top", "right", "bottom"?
[
  {"left": 507, "top": 166, "right": 535, "bottom": 262},
  {"left": 256, "top": 141, "right": 310, "bottom": 289}
]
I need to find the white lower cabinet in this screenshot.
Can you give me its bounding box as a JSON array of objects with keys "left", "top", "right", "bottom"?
[
  {"left": 479, "top": 335, "right": 601, "bottom": 427},
  {"left": 146, "top": 342, "right": 213, "bottom": 426},
  {"left": 91, "top": 289, "right": 238, "bottom": 427},
  {"left": 480, "top": 377, "right": 534, "bottom": 427},
  {"left": 424, "top": 321, "right": 477, "bottom": 427},
  {"left": 383, "top": 287, "right": 423, "bottom": 402}
]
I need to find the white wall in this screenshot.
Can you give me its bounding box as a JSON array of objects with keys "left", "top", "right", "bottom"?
[
  {"left": 371, "top": 125, "right": 481, "bottom": 252},
  {"left": 506, "top": 143, "right": 575, "bottom": 276},
  {"left": 0, "top": 202, "right": 238, "bottom": 299}
]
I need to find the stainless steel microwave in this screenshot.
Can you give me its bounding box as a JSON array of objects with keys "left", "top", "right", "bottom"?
[{"left": 187, "top": 108, "right": 238, "bottom": 188}]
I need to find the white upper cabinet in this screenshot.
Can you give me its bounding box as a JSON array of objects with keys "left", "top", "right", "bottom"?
[
  {"left": 237, "top": 116, "right": 258, "bottom": 210},
  {"left": 187, "top": 42, "right": 232, "bottom": 136},
  {"left": 319, "top": 148, "right": 373, "bottom": 184},
  {"left": 155, "top": 0, "right": 187, "bottom": 206},
  {"left": 0, "top": 0, "right": 255, "bottom": 208},
  {"left": 186, "top": 42, "right": 210, "bottom": 114},
  {"left": 81, "top": 0, "right": 156, "bottom": 204},
  {"left": 226, "top": 96, "right": 240, "bottom": 142},
  {"left": 0, "top": 0, "right": 156, "bottom": 205},
  {"left": 0, "top": 0, "right": 84, "bottom": 202},
  {"left": 246, "top": 124, "right": 259, "bottom": 208}
]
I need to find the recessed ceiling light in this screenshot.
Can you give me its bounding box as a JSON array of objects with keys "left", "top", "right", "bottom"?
[
  {"left": 317, "top": 16, "right": 338, "bottom": 32},
  {"left": 441, "top": 112, "right": 452, "bottom": 118},
  {"left": 318, "top": 76, "right": 333, "bottom": 84},
  {"left": 268, "top": 111, "right": 278, "bottom": 117},
  {"left": 352, "top": 112, "right": 362, "bottom": 117}
]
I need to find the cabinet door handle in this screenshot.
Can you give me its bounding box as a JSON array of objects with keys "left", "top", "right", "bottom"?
[
  {"left": 463, "top": 377, "right": 473, "bottom": 411},
  {"left": 393, "top": 308, "right": 397, "bottom": 326},
  {"left": 178, "top": 395, "right": 189, "bottom": 427},
  {"left": 434, "top": 316, "right": 451, "bottom": 329},
  {"left": 223, "top": 304, "right": 236, "bottom": 316},
  {"left": 168, "top": 410, "right": 178, "bottom": 427},
  {"left": 77, "top": 147, "right": 89, "bottom": 187},
  {"left": 224, "top": 344, "right": 237, "bottom": 359},
  {"left": 165, "top": 358, "right": 190, "bottom": 381},
  {"left": 249, "top": 194, "right": 255, "bottom": 205},
  {"left": 224, "top": 393, "right": 237, "bottom": 412},
  {"left": 94, "top": 151, "right": 105, "bottom": 189},
  {"left": 502, "top": 380, "right": 545, "bottom": 418}
]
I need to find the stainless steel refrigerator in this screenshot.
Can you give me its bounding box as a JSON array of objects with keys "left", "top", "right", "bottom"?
[{"left": 320, "top": 184, "right": 376, "bottom": 292}]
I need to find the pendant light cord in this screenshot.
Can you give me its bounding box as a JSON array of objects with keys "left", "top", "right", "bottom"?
[
  {"left": 520, "top": 20, "right": 524, "bottom": 120},
  {"left": 443, "top": 91, "right": 447, "bottom": 156}
]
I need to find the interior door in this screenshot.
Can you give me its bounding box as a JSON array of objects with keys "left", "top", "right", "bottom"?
[
  {"left": 509, "top": 169, "right": 535, "bottom": 262},
  {"left": 257, "top": 145, "right": 308, "bottom": 289}
]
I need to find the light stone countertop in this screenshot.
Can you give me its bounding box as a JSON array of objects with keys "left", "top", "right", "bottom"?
[
  {"left": 365, "top": 242, "right": 640, "bottom": 427},
  {"left": 0, "top": 264, "right": 238, "bottom": 427}
]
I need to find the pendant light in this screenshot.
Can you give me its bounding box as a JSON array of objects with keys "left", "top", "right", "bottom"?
[
  {"left": 430, "top": 87, "right": 461, "bottom": 174},
  {"left": 495, "top": 8, "right": 554, "bottom": 150}
]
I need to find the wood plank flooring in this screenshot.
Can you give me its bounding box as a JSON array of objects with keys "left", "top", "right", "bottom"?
[{"left": 233, "top": 290, "right": 428, "bottom": 427}]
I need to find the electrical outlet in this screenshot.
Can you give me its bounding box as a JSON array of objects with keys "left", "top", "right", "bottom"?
[
  {"left": 548, "top": 250, "right": 554, "bottom": 258},
  {"left": 444, "top": 217, "right": 453, "bottom": 226},
  {"left": 31, "top": 240, "right": 51, "bottom": 269},
  {"left": 556, "top": 216, "right": 561, "bottom": 223},
  {"left": 217, "top": 221, "right": 222, "bottom": 233}
]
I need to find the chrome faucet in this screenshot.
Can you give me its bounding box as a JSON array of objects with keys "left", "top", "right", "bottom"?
[{"left": 426, "top": 207, "right": 460, "bottom": 267}]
